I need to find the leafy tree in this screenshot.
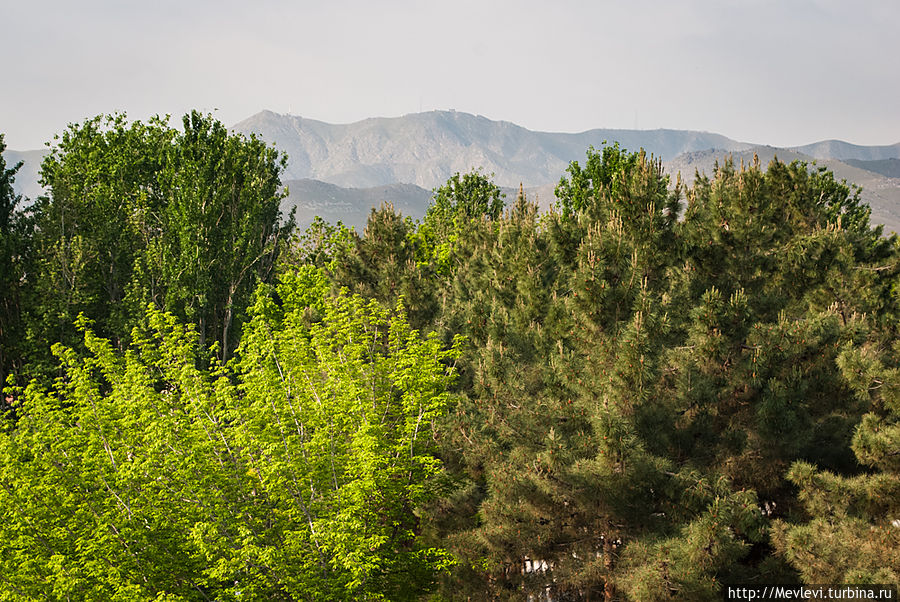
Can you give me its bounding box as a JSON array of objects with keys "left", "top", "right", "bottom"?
[
  {"left": 29, "top": 115, "right": 172, "bottom": 361},
  {"left": 146, "top": 111, "right": 294, "bottom": 361},
  {"left": 417, "top": 170, "right": 505, "bottom": 277},
  {"left": 0, "top": 134, "right": 35, "bottom": 395},
  {"left": 0, "top": 273, "right": 459, "bottom": 600},
  {"left": 425, "top": 170, "right": 504, "bottom": 229},
  {"left": 27, "top": 112, "right": 292, "bottom": 371}
]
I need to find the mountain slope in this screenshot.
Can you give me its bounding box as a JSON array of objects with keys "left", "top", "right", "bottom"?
[
  {"left": 6, "top": 112, "right": 900, "bottom": 234},
  {"left": 790, "top": 140, "right": 900, "bottom": 161},
  {"left": 843, "top": 158, "right": 900, "bottom": 179},
  {"left": 282, "top": 179, "right": 558, "bottom": 231},
  {"left": 233, "top": 110, "right": 753, "bottom": 188},
  {"left": 282, "top": 179, "right": 433, "bottom": 231}
]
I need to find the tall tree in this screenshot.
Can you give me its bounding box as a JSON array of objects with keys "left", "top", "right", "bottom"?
[
  {"left": 30, "top": 115, "right": 171, "bottom": 359},
  {"left": 147, "top": 111, "right": 293, "bottom": 361},
  {"left": 28, "top": 112, "right": 292, "bottom": 370},
  {"left": 0, "top": 134, "right": 34, "bottom": 395}
]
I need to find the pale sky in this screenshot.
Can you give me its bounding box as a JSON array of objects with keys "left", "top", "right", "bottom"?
[{"left": 2, "top": 0, "right": 898, "bottom": 150}]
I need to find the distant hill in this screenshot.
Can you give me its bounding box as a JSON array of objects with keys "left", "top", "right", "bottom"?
[
  {"left": 843, "top": 158, "right": 900, "bottom": 179},
  {"left": 282, "top": 179, "right": 558, "bottom": 231},
  {"left": 283, "top": 179, "right": 433, "bottom": 231},
  {"left": 790, "top": 140, "right": 900, "bottom": 161},
  {"left": 233, "top": 110, "right": 754, "bottom": 189}
]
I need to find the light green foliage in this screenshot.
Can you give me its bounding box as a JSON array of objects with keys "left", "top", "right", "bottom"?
[
  {"left": 0, "top": 273, "right": 459, "bottom": 600},
  {"left": 286, "top": 216, "right": 356, "bottom": 273},
  {"left": 425, "top": 170, "right": 504, "bottom": 229},
  {"left": 418, "top": 170, "right": 505, "bottom": 277}
]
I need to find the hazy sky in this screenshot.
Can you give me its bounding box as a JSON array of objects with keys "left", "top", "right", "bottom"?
[{"left": 3, "top": 0, "right": 898, "bottom": 150}]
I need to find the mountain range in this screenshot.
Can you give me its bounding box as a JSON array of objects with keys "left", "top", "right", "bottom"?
[
  {"left": 232, "top": 110, "right": 756, "bottom": 189},
  {"left": 6, "top": 111, "right": 900, "bottom": 232}
]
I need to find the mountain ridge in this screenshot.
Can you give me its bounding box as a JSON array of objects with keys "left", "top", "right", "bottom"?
[
  {"left": 5, "top": 110, "right": 900, "bottom": 232},
  {"left": 233, "top": 110, "right": 758, "bottom": 188}
]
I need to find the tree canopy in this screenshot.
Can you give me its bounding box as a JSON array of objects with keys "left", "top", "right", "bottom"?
[
  {"left": 0, "top": 272, "right": 459, "bottom": 600},
  {"left": 26, "top": 112, "right": 292, "bottom": 375},
  {"left": 2, "top": 123, "right": 899, "bottom": 600}
]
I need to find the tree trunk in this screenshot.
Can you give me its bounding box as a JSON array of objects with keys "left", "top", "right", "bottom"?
[
  {"left": 221, "top": 284, "right": 236, "bottom": 363},
  {"left": 604, "top": 536, "right": 616, "bottom": 602}
]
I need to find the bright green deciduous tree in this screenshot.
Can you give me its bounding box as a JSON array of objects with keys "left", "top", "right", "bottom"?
[
  {"left": 0, "top": 270, "right": 459, "bottom": 600},
  {"left": 417, "top": 170, "right": 505, "bottom": 277}
]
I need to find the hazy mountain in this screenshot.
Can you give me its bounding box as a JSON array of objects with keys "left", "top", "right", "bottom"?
[
  {"left": 283, "top": 179, "right": 433, "bottom": 231},
  {"left": 233, "top": 110, "right": 755, "bottom": 189},
  {"left": 790, "top": 140, "right": 900, "bottom": 161},
  {"left": 843, "top": 158, "right": 900, "bottom": 179},
  {"left": 282, "top": 179, "right": 558, "bottom": 231},
  {"left": 666, "top": 146, "right": 900, "bottom": 234}
]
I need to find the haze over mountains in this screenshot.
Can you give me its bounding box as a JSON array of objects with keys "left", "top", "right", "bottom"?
[
  {"left": 6, "top": 110, "right": 900, "bottom": 232},
  {"left": 232, "top": 110, "right": 756, "bottom": 188}
]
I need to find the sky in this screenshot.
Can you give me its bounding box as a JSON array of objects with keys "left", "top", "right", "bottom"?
[{"left": 2, "top": 0, "right": 898, "bottom": 150}]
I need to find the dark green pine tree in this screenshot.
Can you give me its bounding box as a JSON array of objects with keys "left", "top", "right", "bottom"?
[
  {"left": 663, "top": 158, "right": 893, "bottom": 497},
  {"left": 327, "top": 203, "right": 440, "bottom": 330},
  {"left": 428, "top": 146, "right": 698, "bottom": 600},
  {"left": 771, "top": 335, "right": 900, "bottom": 583},
  {"left": 616, "top": 156, "right": 899, "bottom": 597},
  {"left": 547, "top": 145, "right": 693, "bottom": 600},
  {"left": 424, "top": 184, "right": 585, "bottom": 600}
]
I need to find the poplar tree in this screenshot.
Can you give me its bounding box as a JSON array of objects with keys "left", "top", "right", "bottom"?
[{"left": 27, "top": 112, "right": 292, "bottom": 371}]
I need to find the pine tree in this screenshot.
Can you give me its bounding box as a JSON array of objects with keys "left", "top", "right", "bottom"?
[
  {"left": 328, "top": 203, "right": 439, "bottom": 330},
  {"left": 771, "top": 338, "right": 900, "bottom": 583}
]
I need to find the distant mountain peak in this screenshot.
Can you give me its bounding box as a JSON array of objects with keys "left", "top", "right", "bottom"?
[{"left": 232, "top": 110, "right": 753, "bottom": 188}]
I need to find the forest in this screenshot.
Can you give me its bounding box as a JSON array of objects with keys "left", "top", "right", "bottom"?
[{"left": 1, "top": 112, "right": 898, "bottom": 601}]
